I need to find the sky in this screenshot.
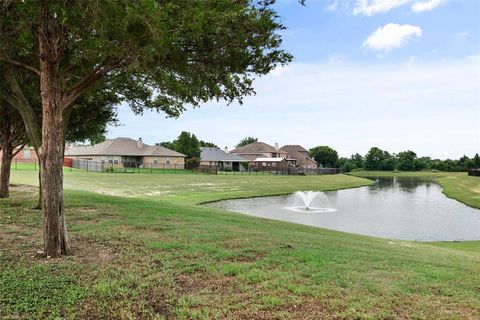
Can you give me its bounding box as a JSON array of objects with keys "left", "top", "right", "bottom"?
[{"left": 107, "top": 0, "right": 480, "bottom": 159}]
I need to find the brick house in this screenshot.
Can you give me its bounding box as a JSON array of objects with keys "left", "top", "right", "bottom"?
[{"left": 65, "top": 137, "right": 186, "bottom": 168}]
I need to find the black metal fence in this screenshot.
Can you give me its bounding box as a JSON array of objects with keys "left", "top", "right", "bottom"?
[
  {"left": 5, "top": 158, "right": 339, "bottom": 176},
  {"left": 468, "top": 169, "right": 480, "bottom": 177},
  {"left": 193, "top": 165, "right": 340, "bottom": 176}
]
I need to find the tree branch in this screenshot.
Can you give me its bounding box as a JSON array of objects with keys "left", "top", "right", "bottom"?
[
  {"left": 4, "top": 70, "right": 42, "bottom": 149},
  {"left": 61, "top": 63, "right": 106, "bottom": 110},
  {"left": 1, "top": 57, "right": 41, "bottom": 76},
  {"left": 12, "top": 142, "right": 27, "bottom": 157}
]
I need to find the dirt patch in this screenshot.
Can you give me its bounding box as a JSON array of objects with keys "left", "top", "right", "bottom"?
[
  {"left": 67, "top": 236, "right": 118, "bottom": 266},
  {"left": 226, "top": 251, "right": 267, "bottom": 263},
  {"left": 8, "top": 184, "right": 39, "bottom": 198},
  {"left": 0, "top": 223, "right": 117, "bottom": 266}
]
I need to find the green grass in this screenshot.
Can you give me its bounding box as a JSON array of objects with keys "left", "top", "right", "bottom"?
[
  {"left": 1, "top": 170, "right": 480, "bottom": 319},
  {"left": 10, "top": 169, "right": 373, "bottom": 204},
  {"left": 350, "top": 170, "right": 480, "bottom": 209},
  {"left": 437, "top": 175, "right": 480, "bottom": 208}
]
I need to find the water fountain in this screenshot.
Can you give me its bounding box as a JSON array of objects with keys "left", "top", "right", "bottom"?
[{"left": 285, "top": 191, "right": 337, "bottom": 213}]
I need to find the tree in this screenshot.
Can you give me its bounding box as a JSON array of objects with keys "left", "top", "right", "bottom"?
[
  {"left": 365, "top": 147, "right": 389, "bottom": 170},
  {"left": 0, "top": 104, "right": 28, "bottom": 198},
  {"left": 473, "top": 154, "right": 480, "bottom": 168},
  {"left": 157, "top": 141, "right": 175, "bottom": 149},
  {"left": 199, "top": 140, "right": 218, "bottom": 148},
  {"left": 415, "top": 156, "right": 431, "bottom": 171},
  {"left": 309, "top": 146, "right": 338, "bottom": 167},
  {"left": 173, "top": 132, "right": 201, "bottom": 160},
  {"left": 1, "top": 1, "right": 291, "bottom": 257},
  {"left": 396, "top": 150, "right": 417, "bottom": 171},
  {"left": 1, "top": 67, "right": 119, "bottom": 207},
  {"left": 351, "top": 153, "right": 364, "bottom": 169},
  {"left": 235, "top": 137, "right": 258, "bottom": 148},
  {"left": 336, "top": 157, "right": 355, "bottom": 173},
  {"left": 66, "top": 92, "right": 119, "bottom": 145}
]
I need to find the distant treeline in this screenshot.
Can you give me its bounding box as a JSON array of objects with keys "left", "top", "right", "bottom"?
[
  {"left": 338, "top": 148, "right": 480, "bottom": 172},
  {"left": 309, "top": 146, "right": 480, "bottom": 172}
]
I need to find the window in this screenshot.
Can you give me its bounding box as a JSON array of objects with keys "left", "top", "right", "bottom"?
[
  {"left": 272, "top": 162, "right": 276, "bottom": 167},
  {"left": 154, "top": 160, "right": 158, "bottom": 164},
  {"left": 262, "top": 162, "right": 266, "bottom": 166},
  {"left": 114, "top": 160, "right": 118, "bottom": 164},
  {"left": 108, "top": 160, "right": 113, "bottom": 164},
  {"left": 23, "top": 149, "right": 30, "bottom": 159},
  {"left": 166, "top": 158, "right": 171, "bottom": 165}
]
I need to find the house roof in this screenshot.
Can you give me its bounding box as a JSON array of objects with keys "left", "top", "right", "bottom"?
[
  {"left": 65, "top": 137, "right": 186, "bottom": 157},
  {"left": 279, "top": 145, "right": 317, "bottom": 166},
  {"left": 279, "top": 145, "right": 309, "bottom": 153},
  {"left": 230, "top": 142, "right": 281, "bottom": 154},
  {"left": 254, "top": 157, "right": 286, "bottom": 162},
  {"left": 200, "top": 147, "right": 249, "bottom": 162}
]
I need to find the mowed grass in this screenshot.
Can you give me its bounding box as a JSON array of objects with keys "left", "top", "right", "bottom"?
[
  {"left": 350, "top": 170, "right": 480, "bottom": 209},
  {"left": 1, "top": 170, "right": 480, "bottom": 319},
  {"left": 10, "top": 169, "right": 373, "bottom": 204}
]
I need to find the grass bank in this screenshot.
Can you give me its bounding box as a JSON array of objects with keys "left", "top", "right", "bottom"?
[
  {"left": 349, "top": 171, "right": 480, "bottom": 209},
  {"left": 2, "top": 172, "right": 480, "bottom": 319}
]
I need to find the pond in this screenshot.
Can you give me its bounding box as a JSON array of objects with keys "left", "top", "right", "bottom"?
[{"left": 206, "top": 177, "right": 480, "bottom": 241}]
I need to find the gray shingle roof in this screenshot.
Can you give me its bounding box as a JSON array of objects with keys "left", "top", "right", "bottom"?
[
  {"left": 200, "top": 147, "right": 249, "bottom": 162},
  {"left": 65, "top": 137, "right": 186, "bottom": 157}
]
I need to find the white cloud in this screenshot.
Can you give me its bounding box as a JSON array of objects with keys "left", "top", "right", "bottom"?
[
  {"left": 327, "top": 0, "right": 339, "bottom": 11},
  {"left": 270, "top": 65, "right": 288, "bottom": 77},
  {"left": 330, "top": 0, "right": 446, "bottom": 15},
  {"left": 411, "top": 0, "right": 445, "bottom": 12},
  {"left": 455, "top": 31, "right": 469, "bottom": 40},
  {"left": 363, "top": 23, "right": 422, "bottom": 53},
  {"left": 405, "top": 55, "right": 418, "bottom": 68},
  {"left": 326, "top": 0, "right": 352, "bottom": 12},
  {"left": 353, "top": 0, "right": 411, "bottom": 15},
  {"left": 328, "top": 53, "right": 348, "bottom": 64}
]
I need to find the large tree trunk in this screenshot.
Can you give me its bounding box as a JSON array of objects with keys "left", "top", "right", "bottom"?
[
  {"left": 0, "top": 144, "right": 12, "bottom": 198},
  {"left": 35, "top": 162, "right": 42, "bottom": 210},
  {"left": 38, "top": 7, "right": 70, "bottom": 258}
]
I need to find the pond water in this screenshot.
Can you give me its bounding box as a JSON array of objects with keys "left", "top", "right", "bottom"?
[{"left": 206, "top": 177, "right": 480, "bottom": 241}]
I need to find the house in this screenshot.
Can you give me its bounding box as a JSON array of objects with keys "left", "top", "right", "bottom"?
[
  {"left": 65, "top": 137, "right": 186, "bottom": 168},
  {"left": 253, "top": 157, "right": 289, "bottom": 171},
  {"left": 200, "top": 147, "right": 249, "bottom": 171},
  {"left": 279, "top": 145, "right": 317, "bottom": 168},
  {"left": 229, "top": 142, "right": 288, "bottom": 161},
  {"left": 0, "top": 146, "right": 38, "bottom": 162}
]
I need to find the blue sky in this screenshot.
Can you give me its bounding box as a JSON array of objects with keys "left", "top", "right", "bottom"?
[{"left": 107, "top": 0, "right": 480, "bottom": 159}]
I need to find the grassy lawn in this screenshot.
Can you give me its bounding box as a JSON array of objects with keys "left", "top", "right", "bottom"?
[
  {"left": 10, "top": 170, "right": 372, "bottom": 204},
  {"left": 1, "top": 170, "right": 480, "bottom": 319},
  {"left": 350, "top": 170, "right": 480, "bottom": 209}
]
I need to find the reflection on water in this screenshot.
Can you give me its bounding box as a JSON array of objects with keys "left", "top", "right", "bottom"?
[{"left": 206, "top": 177, "right": 480, "bottom": 241}]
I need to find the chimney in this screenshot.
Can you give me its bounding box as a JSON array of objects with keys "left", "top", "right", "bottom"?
[
  {"left": 274, "top": 143, "right": 278, "bottom": 151},
  {"left": 137, "top": 138, "right": 143, "bottom": 149},
  {"left": 224, "top": 146, "right": 229, "bottom": 153}
]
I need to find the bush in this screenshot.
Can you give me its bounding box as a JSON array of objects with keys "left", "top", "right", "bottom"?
[{"left": 186, "top": 157, "right": 200, "bottom": 167}]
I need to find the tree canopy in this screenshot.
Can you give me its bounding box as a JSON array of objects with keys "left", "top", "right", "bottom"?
[
  {"left": 0, "top": 1, "right": 292, "bottom": 257},
  {"left": 309, "top": 146, "right": 338, "bottom": 167},
  {"left": 173, "top": 132, "right": 201, "bottom": 160},
  {"left": 235, "top": 136, "right": 258, "bottom": 148},
  {"left": 199, "top": 140, "right": 218, "bottom": 148}
]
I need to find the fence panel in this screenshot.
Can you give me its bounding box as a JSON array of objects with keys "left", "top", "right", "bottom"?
[
  {"left": 468, "top": 169, "right": 480, "bottom": 177},
  {"left": 71, "top": 159, "right": 104, "bottom": 172}
]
